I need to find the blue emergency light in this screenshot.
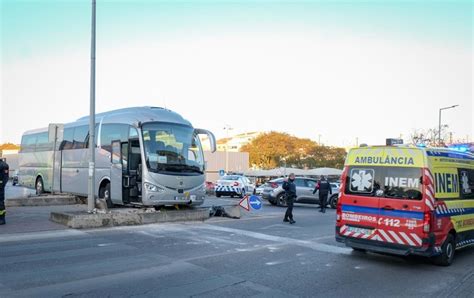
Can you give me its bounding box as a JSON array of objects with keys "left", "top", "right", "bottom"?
[{"left": 448, "top": 144, "right": 471, "bottom": 153}]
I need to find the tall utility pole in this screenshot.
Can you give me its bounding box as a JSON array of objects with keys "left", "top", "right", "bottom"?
[
  {"left": 88, "top": 0, "right": 96, "bottom": 212},
  {"left": 223, "top": 125, "right": 233, "bottom": 173},
  {"left": 438, "top": 105, "right": 458, "bottom": 146}
]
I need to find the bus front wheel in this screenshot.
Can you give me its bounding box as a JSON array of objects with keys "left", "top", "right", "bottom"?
[
  {"left": 100, "top": 182, "right": 113, "bottom": 208},
  {"left": 35, "top": 177, "right": 44, "bottom": 195}
]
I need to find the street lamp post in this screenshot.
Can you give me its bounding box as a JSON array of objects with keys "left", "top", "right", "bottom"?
[
  {"left": 438, "top": 105, "right": 459, "bottom": 146},
  {"left": 87, "top": 0, "right": 96, "bottom": 212},
  {"left": 223, "top": 125, "right": 233, "bottom": 173}
]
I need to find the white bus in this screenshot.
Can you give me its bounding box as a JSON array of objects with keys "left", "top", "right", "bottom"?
[{"left": 18, "top": 106, "right": 216, "bottom": 207}]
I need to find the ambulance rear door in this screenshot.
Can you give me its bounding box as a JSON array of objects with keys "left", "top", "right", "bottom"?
[{"left": 377, "top": 166, "right": 425, "bottom": 248}]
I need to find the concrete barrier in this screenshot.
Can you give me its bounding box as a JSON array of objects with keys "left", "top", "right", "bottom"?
[
  {"left": 50, "top": 208, "right": 211, "bottom": 229},
  {"left": 222, "top": 205, "right": 241, "bottom": 219},
  {"left": 6, "top": 195, "right": 84, "bottom": 207}
]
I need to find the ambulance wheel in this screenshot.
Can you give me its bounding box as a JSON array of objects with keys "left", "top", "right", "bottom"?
[
  {"left": 239, "top": 189, "right": 245, "bottom": 198},
  {"left": 433, "top": 234, "right": 455, "bottom": 266},
  {"left": 35, "top": 177, "right": 44, "bottom": 195},
  {"left": 216, "top": 193, "right": 221, "bottom": 198},
  {"left": 99, "top": 182, "right": 113, "bottom": 208},
  {"left": 276, "top": 193, "right": 287, "bottom": 207}
]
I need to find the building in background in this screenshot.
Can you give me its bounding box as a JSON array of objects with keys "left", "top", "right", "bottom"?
[
  {"left": 0, "top": 143, "right": 20, "bottom": 173},
  {"left": 204, "top": 151, "right": 249, "bottom": 182},
  {"left": 216, "top": 131, "right": 262, "bottom": 152},
  {"left": 0, "top": 143, "right": 20, "bottom": 156}
]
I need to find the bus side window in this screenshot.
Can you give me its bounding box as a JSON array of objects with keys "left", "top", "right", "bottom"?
[
  {"left": 101, "top": 124, "right": 129, "bottom": 152},
  {"left": 129, "top": 127, "right": 139, "bottom": 139},
  {"left": 21, "top": 134, "right": 37, "bottom": 153},
  {"left": 35, "top": 132, "right": 53, "bottom": 152},
  {"left": 60, "top": 128, "right": 74, "bottom": 150},
  {"left": 72, "top": 126, "right": 89, "bottom": 149}
]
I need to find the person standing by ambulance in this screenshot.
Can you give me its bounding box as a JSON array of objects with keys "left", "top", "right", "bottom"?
[
  {"left": 0, "top": 158, "right": 9, "bottom": 225},
  {"left": 313, "top": 175, "right": 332, "bottom": 213},
  {"left": 282, "top": 173, "right": 297, "bottom": 224}
]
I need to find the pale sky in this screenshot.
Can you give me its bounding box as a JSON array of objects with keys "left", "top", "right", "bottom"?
[{"left": 1, "top": 0, "right": 473, "bottom": 147}]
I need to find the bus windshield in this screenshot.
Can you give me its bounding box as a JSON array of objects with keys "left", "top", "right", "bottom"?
[
  {"left": 142, "top": 122, "right": 204, "bottom": 175},
  {"left": 345, "top": 166, "right": 423, "bottom": 200}
]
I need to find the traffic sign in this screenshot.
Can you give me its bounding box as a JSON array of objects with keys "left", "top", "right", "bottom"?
[
  {"left": 219, "top": 169, "right": 225, "bottom": 177},
  {"left": 249, "top": 195, "right": 262, "bottom": 210},
  {"left": 239, "top": 196, "right": 250, "bottom": 211}
]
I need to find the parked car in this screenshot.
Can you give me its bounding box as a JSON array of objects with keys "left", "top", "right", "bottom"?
[
  {"left": 215, "top": 175, "right": 255, "bottom": 198},
  {"left": 255, "top": 184, "right": 266, "bottom": 195},
  {"left": 262, "top": 177, "right": 340, "bottom": 208}
]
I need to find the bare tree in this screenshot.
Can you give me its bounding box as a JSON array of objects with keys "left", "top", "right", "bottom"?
[{"left": 410, "top": 125, "right": 450, "bottom": 146}]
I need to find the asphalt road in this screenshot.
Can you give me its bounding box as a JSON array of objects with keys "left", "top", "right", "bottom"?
[
  {"left": 2, "top": 195, "right": 474, "bottom": 297},
  {"left": 4, "top": 181, "right": 35, "bottom": 199}
]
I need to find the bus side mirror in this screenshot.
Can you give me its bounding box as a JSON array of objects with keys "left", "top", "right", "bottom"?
[{"left": 195, "top": 129, "right": 217, "bottom": 153}]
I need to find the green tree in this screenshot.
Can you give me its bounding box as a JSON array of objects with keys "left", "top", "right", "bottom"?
[{"left": 240, "top": 132, "right": 346, "bottom": 169}]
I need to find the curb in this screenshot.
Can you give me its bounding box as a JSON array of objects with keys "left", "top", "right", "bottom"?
[
  {"left": 6, "top": 196, "right": 84, "bottom": 207},
  {"left": 50, "top": 208, "right": 211, "bottom": 229}
]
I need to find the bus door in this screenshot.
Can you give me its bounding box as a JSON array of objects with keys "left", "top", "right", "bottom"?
[
  {"left": 124, "top": 138, "right": 142, "bottom": 203},
  {"left": 110, "top": 140, "right": 123, "bottom": 204}
]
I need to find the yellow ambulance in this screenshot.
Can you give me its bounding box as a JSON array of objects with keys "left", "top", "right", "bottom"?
[{"left": 336, "top": 145, "right": 474, "bottom": 265}]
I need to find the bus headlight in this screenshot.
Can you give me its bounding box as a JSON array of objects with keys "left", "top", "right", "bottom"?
[{"left": 144, "top": 183, "right": 164, "bottom": 193}]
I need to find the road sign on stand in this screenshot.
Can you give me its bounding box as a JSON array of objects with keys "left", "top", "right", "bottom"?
[
  {"left": 219, "top": 169, "right": 225, "bottom": 177},
  {"left": 249, "top": 195, "right": 262, "bottom": 210},
  {"left": 239, "top": 196, "right": 250, "bottom": 211}
]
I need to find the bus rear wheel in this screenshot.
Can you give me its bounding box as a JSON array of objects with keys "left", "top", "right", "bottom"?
[
  {"left": 35, "top": 177, "right": 44, "bottom": 195},
  {"left": 99, "top": 182, "right": 113, "bottom": 208}
]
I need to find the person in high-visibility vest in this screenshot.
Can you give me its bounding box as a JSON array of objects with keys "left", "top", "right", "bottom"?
[{"left": 0, "top": 159, "right": 9, "bottom": 225}]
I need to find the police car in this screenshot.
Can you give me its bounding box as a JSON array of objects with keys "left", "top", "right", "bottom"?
[{"left": 215, "top": 175, "right": 255, "bottom": 198}]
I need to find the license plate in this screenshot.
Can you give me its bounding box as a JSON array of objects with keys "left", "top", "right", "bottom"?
[
  {"left": 174, "top": 196, "right": 186, "bottom": 201},
  {"left": 346, "top": 226, "right": 373, "bottom": 236}
]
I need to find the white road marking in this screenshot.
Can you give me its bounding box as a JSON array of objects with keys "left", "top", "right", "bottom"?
[
  {"left": 265, "top": 260, "right": 288, "bottom": 266},
  {"left": 198, "top": 224, "right": 352, "bottom": 255},
  {"left": 0, "top": 229, "right": 87, "bottom": 243},
  {"left": 97, "top": 243, "right": 116, "bottom": 247},
  {"left": 137, "top": 231, "right": 166, "bottom": 239},
  {"left": 310, "top": 235, "right": 335, "bottom": 241}
]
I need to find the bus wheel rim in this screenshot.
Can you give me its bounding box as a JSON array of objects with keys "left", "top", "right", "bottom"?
[{"left": 36, "top": 180, "right": 42, "bottom": 192}]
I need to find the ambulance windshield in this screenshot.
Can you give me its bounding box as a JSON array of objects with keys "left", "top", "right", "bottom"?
[{"left": 345, "top": 166, "right": 423, "bottom": 200}]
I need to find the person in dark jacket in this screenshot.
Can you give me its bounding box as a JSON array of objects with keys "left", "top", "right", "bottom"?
[
  {"left": 0, "top": 158, "right": 9, "bottom": 225},
  {"left": 313, "top": 175, "right": 332, "bottom": 213},
  {"left": 282, "top": 173, "right": 296, "bottom": 224}
]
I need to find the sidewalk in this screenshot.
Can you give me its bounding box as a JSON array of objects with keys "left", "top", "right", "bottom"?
[
  {"left": 1, "top": 183, "right": 240, "bottom": 234},
  {"left": 1, "top": 205, "right": 87, "bottom": 235}
]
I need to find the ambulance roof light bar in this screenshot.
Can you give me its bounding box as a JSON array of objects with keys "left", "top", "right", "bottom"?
[{"left": 386, "top": 138, "right": 403, "bottom": 146}]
